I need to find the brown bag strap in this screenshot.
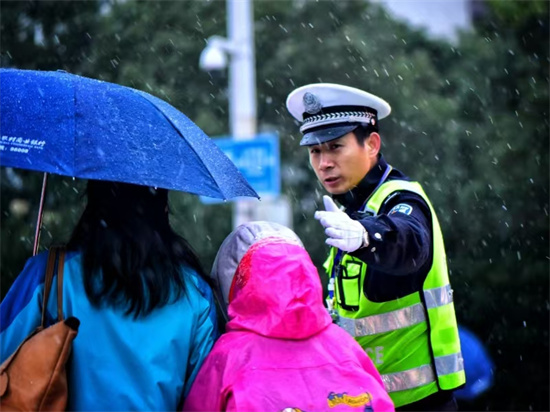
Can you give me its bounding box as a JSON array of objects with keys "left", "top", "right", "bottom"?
[
  {"left": 40, "top": 246, "right": 66, "bottom": 327},
  {"left": 1, "top": 247, "right": 65, "bottom": 376}
]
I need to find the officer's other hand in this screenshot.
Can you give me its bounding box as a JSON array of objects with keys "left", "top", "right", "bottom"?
[{"left": 314, "top": 196, "right": 368, "bottom": 253}]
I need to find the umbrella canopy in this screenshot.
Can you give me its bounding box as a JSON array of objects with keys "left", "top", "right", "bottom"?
[
  {"left": 455, "top": 326, "right": 495, "bottom": 401},
  {"left": 0, "top": 68, "right": 259, "bottom": 200}
]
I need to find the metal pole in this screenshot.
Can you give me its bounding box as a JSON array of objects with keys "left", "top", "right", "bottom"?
[{"left": 228, "top": 0, "right": 257, "bottom": 228}]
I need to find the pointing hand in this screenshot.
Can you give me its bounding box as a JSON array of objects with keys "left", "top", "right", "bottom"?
[{"left": 314, "top": 196, "right": 368, "bottom": 252}]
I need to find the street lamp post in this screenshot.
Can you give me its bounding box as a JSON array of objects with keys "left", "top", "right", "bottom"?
[
  {"left": 228, "top": 0, "right": 256, "bottom": 140},
  {"left": 227, "top": 0, "right": 257, "bottom": 228},
  {"left": 199, "top": 0, "right": 257, "bottom": 228}
]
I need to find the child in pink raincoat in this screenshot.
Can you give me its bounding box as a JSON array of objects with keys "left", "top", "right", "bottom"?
[{"left": 183, "top": 221, "right": 394, "bottom": 412}]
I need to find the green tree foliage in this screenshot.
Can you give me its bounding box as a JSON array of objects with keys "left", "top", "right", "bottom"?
[
  {"left": 0, "top": 1, "right": 100, "bottom": 294},
  {"left": 0, "top": 0, "right": 100, "bottom": 70},
  {"left": 1, "top": 1, "right": 547, "bottom": 410},
  {"left": 83, "top": 0, "right": 233, "bottom": 268},
  {"left": 446, "top": 4, "right": 549, "bottom": 410}
]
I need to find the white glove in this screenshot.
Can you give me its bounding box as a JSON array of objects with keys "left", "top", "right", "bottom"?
[{"left": 314, "top": 195, "right": 369, "bottom": 253}]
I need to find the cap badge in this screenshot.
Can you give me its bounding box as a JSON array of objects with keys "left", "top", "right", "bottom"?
[{"left": 303, "top": 92, "right": 322, "bottom": 115}]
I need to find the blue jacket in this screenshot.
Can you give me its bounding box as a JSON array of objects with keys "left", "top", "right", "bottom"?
[{"left": 1, "top": 250, "right": 217, "bottom": 411}]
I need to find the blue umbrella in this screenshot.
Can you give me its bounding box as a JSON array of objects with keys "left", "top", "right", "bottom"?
[
  {"left": 0, "top": 68, "right": 259, "bottom": 253},
  {"left": 0, "top": 68, "right": 258, "bottom": 199},
  {"left": 455, "top": 326, "right": 495, "bottom": 401}
]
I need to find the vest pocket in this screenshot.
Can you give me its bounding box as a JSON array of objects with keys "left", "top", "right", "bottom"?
[{"left": 336, "top": 259, "right": 363, "bottom": 311}]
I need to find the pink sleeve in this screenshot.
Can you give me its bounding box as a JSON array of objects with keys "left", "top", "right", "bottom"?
[{"left": 182, "top": 349, "right": 226, "bottom": 411}]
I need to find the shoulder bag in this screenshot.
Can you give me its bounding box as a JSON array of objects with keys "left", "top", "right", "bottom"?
[{"left": 0, "top": 246, "right": 80, "bottom": 411}]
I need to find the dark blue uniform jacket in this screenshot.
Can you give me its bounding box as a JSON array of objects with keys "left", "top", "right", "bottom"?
[{"left": 333, "top": 154, "right": 434, "bottom": 303}]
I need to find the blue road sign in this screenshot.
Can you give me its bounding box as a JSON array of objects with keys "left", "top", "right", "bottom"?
[{"left": 201, "top": 133, "right": 280, "bottom": 204}]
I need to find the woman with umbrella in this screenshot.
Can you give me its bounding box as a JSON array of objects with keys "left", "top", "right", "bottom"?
[{"left": 0, "top": 180, "right": 218, "bottom": 410}]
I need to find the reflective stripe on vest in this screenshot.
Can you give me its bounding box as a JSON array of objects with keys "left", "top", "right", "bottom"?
[
  {"left": 435, "top": 352, "right": 464, "bottom": 377},
  {"left": 424, "top": 284, "right": 453, "bottom": 309},
  {"left": 381, "top": 352, "right": 464, "bottom": 393},
  {"left": 337, "top": 285, "right": 452, "bottom": 337},
  {"left": 382, "top": 364, "right": 435, "bottom": 393},
  {"left": 338, "top": 303, "right": 426, "bottom": 337}
]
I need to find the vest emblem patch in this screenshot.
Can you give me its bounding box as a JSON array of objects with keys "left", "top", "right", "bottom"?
[{"left": 389, "top": 203, "right": 413, "bottom": 215}]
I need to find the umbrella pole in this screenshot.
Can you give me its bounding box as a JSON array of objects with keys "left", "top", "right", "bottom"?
[{"left": 32, "top": 172, "right": 48, "bottom": 256}]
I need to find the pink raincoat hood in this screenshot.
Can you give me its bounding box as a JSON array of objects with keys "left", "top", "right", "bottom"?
[
  {"left": 226, "top": 238, "right": 332, "bottom": 339},
  {"left": 184, "top": 223, "right": 395, "bottom": 412}
]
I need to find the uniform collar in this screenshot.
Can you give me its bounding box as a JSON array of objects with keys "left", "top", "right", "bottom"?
[{"left": 333, "top": 154, "right": 389, "bottom": 212}]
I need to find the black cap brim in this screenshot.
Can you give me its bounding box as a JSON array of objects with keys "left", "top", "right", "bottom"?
[{"left": 299, "top": 124, "right": 359, "bottom": 146}]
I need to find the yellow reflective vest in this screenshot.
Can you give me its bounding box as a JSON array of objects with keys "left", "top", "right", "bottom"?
[{"left": 324, "top": 180, "right": 465, "bottom": 407}]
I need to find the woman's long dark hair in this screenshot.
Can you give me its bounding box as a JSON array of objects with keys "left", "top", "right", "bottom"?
[{"left": 67, "top": 180, "right": 205, "bottom": 318}]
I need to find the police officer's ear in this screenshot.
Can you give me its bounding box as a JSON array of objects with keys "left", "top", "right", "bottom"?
[{"left": 366, "top": 132, "right": 381, "bottom": 157}]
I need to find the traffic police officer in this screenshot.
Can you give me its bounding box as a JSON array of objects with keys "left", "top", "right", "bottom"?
[{"left": 286, "top": 83, "right": 465, "bottom": 411}]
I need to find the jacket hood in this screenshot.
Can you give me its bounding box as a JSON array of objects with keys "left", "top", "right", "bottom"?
[
  {"left": 210, "top": 221, "right": 304, "bottom": 321},
  {"left": 226, "top": 237, "right": 332, "bottom": 339}
]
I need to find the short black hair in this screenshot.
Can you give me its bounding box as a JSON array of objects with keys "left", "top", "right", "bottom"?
[{"left": 352, "top": 125, "right": 376, "bottom": 146}]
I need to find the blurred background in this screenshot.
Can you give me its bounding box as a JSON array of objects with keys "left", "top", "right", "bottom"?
[{"left": 1, "top": 1, "right": 548, "bottom": 410}]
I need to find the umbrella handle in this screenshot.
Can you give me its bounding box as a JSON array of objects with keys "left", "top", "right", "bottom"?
[{"left": 33, "top": 173, "right": 48, "bottom": 256}]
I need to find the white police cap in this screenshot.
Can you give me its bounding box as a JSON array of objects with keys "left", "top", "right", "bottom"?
[{"left": 286, "top": 83, "right": 391, "bottom": 146}]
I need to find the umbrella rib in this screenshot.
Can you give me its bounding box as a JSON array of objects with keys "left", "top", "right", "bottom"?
[{"left": 135, "top": 92, "right": 230, "bottom": 200}]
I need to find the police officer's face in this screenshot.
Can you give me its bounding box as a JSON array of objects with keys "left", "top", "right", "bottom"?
[{"left": 308, "top": 132, "right": 377, "bottom": 195}]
